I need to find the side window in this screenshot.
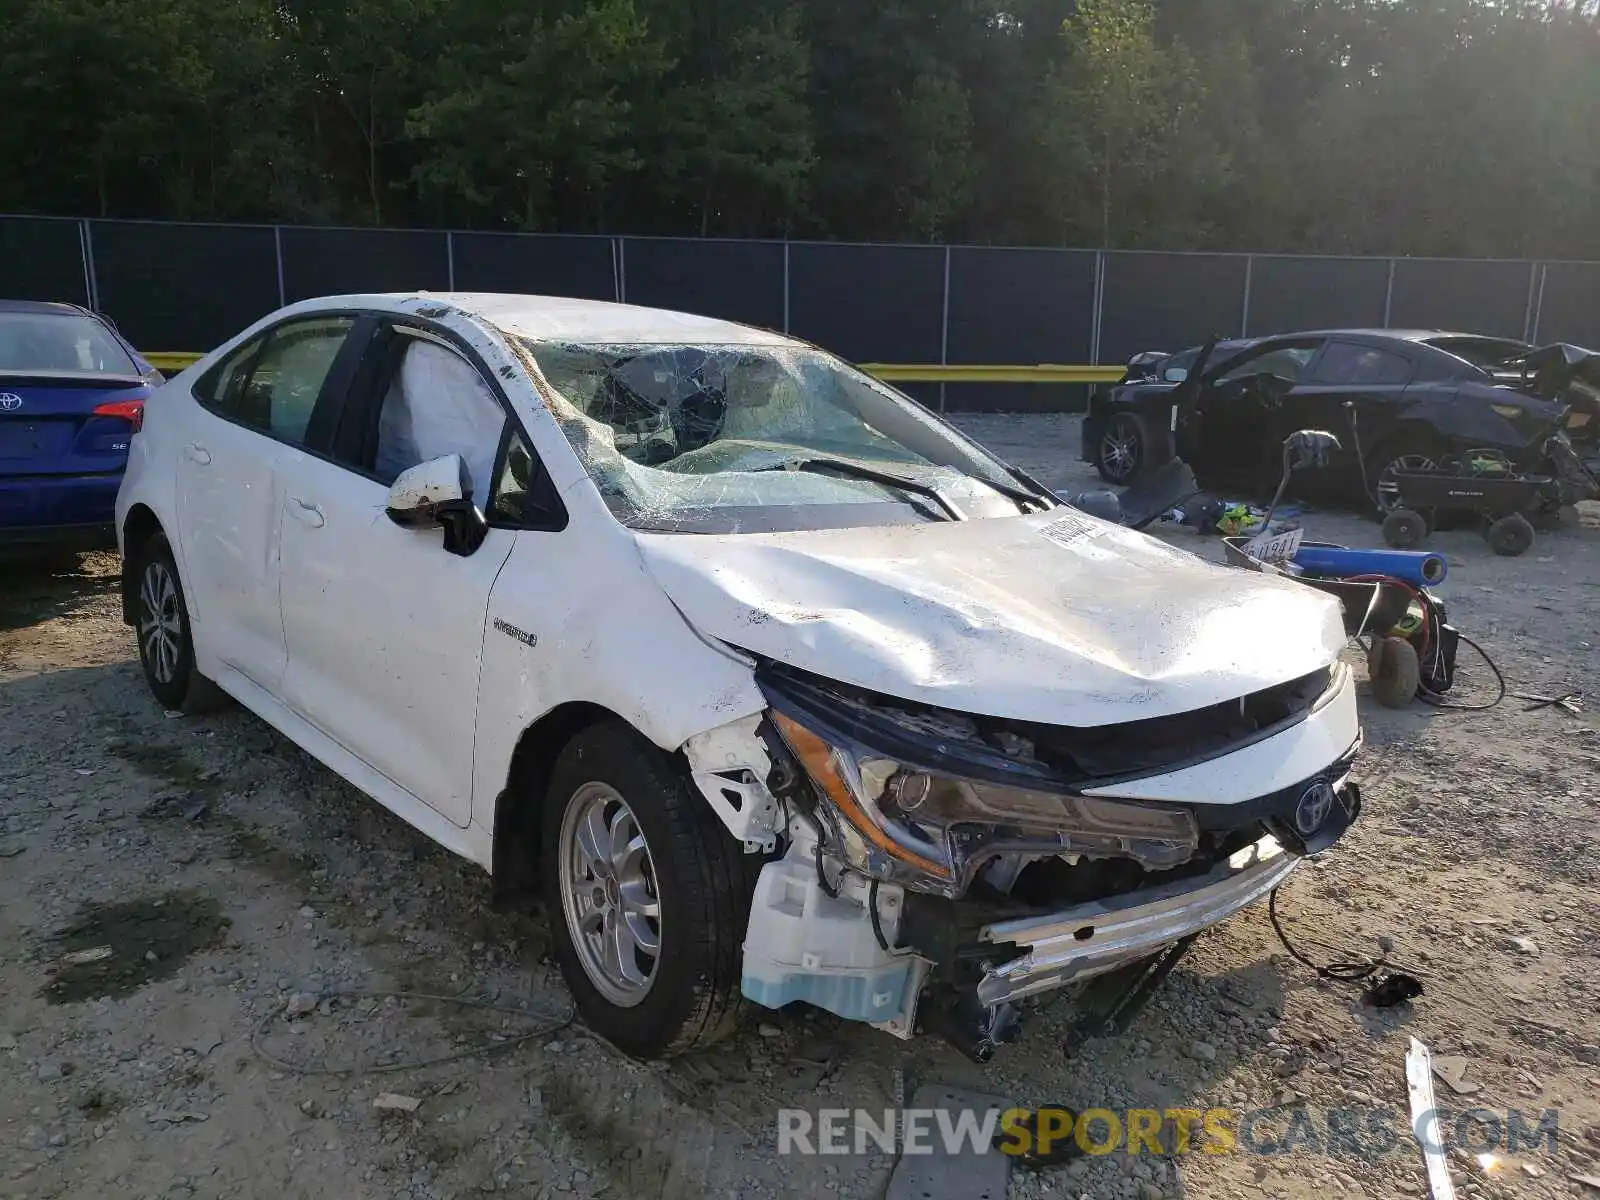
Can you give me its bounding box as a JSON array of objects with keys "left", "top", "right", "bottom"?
[
  {"left": 193, "top": 335, "right": 265, "bottom": 416},
  {"left": 489, "top": 430, "right": 537, "bottom": 524},
  {"left": 1309, "top": 342, "right": 1414, "bottom": 387},
  {"left": 1215, "top": 345, "right": 1320, "bottom": 385},
  {"left": 249, "top": 318, "right": 356, "bottom": 443},
  {"left": 194, "top": 317, "right": 353, "bottom": 444},
  {"left": 372, "top": 336, "right": 507, "bottom": 502}
]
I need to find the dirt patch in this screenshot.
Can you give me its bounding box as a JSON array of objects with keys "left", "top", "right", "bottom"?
[
  {"left": 221, "top": 825, "right": 317, "bottom": 884},
  {"left": 109, "top": 739, "right": 217, "bottom": 792},
  {"left": 0, "top": 555, "right": 118, "bottom": 634},
  {"left": 40, "top": 889, "right": 231, "bottom": 1004}
]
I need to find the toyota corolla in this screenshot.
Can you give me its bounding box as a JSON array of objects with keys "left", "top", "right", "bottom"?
[{"left": 115, "top": 293, "right": 1361, "bottom": 1060}]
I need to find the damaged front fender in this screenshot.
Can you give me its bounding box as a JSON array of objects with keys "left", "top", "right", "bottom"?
[{"left": 681, "top": 714, "right": 784, "bottom": 853}]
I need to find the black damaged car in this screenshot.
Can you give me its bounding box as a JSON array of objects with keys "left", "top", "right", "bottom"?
[{"left": 1080, "top": 329, "right": 1600, "bottom": 511}]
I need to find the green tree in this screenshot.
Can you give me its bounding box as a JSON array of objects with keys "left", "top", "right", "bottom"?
[
  {"left": 3, "top": 0, "right": 1600, "bottom": 258},
  {"left": 646, "top": 4, "right": 815, "bottom": 236},
  {"left": 1036, "top": 0, "right": 1209, "bottom": 247},
  {"left": 409, "top": 0, "right": 668, "bottom": 231},
  {"left": 893, "top": 72, "right": 976, "bottom": 242},
  {"left": 0, "top": 0, "right": 213, "bottom": 216},
  {"left": 285, "top": 0, "right": 445, "bottom": 225}
]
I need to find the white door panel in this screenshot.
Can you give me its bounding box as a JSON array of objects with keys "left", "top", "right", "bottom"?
[
  {"left": 276, "top": 450, "right": 510, "bottom": 827},
  {"left": 174, "top": 410, "right": 288, "bottom": 690}
]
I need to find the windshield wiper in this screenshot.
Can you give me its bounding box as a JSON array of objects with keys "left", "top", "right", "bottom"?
[
  {"left": 998, "top": 465, "right": 1060, "bottom": 511},
  {"left": 750, "top": 456, "right": 966, "bottom": 521}
]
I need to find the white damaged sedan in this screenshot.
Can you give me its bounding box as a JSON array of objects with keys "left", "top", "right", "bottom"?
[{"left": 115, "top": 293, "right": 1361, "bottom": 1060}]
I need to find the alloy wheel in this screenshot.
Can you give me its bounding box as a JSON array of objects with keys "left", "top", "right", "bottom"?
[
  {"left": 557, "top": 782, "right": 663, "bottom": 1007},
  {"left": 138, "top": 560, "right": 183, "bottom": 685},
  {"left": 1100, "top": 425, "right": 1138, "bottom": 481},
  {"left": 1376, "top": 453, "right": 1436, "bottom": 512}
]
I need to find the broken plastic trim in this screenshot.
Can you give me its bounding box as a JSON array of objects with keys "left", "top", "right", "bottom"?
[
  {"left": 973, "top": 833, "right": 1300, "bottom": 1006},
  {"left": 681, "top": 714, "right": 784, "bottom": 854}
]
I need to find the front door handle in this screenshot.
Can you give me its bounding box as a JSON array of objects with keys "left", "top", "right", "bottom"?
[
  {"left": 185, "top": 443, "right": 211, "bottom": 465},
  {"left": 287, "top": 497, "right": 325, "bottom": 528}
]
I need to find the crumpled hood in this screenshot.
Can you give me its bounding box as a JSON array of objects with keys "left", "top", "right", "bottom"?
[{"left": 634, "top": 510, "right": 1347, "bottom": 727}]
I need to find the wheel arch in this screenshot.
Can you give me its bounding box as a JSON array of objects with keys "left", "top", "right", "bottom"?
[
  {"left": 120, "top": 504, "right": 165, "bottom": 626},
  {"left": 490, "top": 700, "right": 643, "bottom": 909}
]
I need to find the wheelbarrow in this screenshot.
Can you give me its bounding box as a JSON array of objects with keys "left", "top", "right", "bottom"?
[{"left": 1378, "top": 450, "right": 1565, "bottom": 557}]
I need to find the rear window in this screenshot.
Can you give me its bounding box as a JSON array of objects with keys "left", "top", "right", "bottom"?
[
  {"left": 0, "top": 312, "right": 138, "bottom": 376},
  {"left": 1424, "top": 336, "right": 1533, "bottom": 373},
  {"left": 1308, "top": 342, "right": 1414, "bottom": 386}
]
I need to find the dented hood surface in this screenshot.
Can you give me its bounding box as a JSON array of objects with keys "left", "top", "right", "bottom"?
[{"left": 634, "top": 510, "right": 1347, "bottom": 728}]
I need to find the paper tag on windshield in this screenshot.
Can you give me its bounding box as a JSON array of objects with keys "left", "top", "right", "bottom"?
[
  {"left": 1040, "top": 512, "right": 1111, "bottom": 548},
  {"left": 1241, "top": 526, "right": 1303, "bottom": 565}
]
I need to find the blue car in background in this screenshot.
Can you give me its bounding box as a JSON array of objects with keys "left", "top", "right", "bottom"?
[{"left": 0, "top": 300, "right": 162, "bottom": 557}]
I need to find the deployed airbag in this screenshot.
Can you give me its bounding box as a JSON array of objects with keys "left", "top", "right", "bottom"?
[{"left": 375, "top": 340, "right": 504, "bottom": 503}]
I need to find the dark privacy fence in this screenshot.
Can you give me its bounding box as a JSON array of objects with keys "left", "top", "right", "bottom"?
[{"left": 6, "top": 214, "right": 1600, "bottom": 413}]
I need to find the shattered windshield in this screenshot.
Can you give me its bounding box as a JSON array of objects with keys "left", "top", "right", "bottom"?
[{"left": 523, "top": 339, "right": 1036, "bottom": 532}]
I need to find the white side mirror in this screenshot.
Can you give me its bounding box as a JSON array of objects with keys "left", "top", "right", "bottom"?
[
  {"left": 384, "top": 454, "right": 489, "bottom": 558},
  {"left": 385, "top": 455, "right": 467, "bottom": 527}
]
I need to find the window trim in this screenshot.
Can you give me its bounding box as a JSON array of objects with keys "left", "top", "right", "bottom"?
[{"left": 319, "top": 312, "right": 569, "bottom": 534}]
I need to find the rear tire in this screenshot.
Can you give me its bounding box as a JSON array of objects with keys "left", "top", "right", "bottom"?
[
  {"left": 1486, "top": 513, "right": 1535, "bottom": 557},
  {"left": 1381, "top": 508, "right": 1428, "bottom": 550},
  {"left": 1096, "top": 414, "right": 1147, "bottom": 485},
  {"left": 1367, "top": 437, "right": 1443, "bottom": 514},
  {"left": 540, "top": 720, "right": 752, "bottom": 1059},
  {"left": 132, "top": 532, "right": 227, "bottom": 714}
]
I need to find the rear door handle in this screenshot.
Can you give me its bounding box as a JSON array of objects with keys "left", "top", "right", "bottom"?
[
  {"left": 287, "top": 497, "right": 325, "bottom": 528},
  {"left": 185, "top": 443, "right": 211, "bottom": 465}
]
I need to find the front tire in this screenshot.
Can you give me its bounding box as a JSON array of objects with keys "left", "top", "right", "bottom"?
[
  {"left": 1096, "top": 414, "right": 1147, "bottom": 484},
  {"left": 541, "top": 721, "right": 751, "bottom": 1059},
  {"left": 132, "top": 533, "right": 226, "bottom": 714}
]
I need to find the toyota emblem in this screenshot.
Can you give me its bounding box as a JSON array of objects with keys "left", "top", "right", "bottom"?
[
  {"left": 0, "top": 393, "right": 21, "bottom": 412},
  {"left": 1294, "top": 780, "right": 1336, "bottom": 835}
]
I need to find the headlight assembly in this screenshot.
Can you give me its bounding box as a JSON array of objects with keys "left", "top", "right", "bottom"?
[{"left": 769, "top": 710, "right": 1200, "bottom": 897}]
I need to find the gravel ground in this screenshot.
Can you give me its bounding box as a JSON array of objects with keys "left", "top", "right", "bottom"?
[{"left": 2, "top": 414, "right": 1599, "bottom": 1200}]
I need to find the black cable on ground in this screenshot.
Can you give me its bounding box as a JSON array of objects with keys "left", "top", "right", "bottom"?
[
  {"left": 1266, "top": 887, "right": 1395, "bottom": 983},
  {"left": 1417, "top": 630, "right": 1506, "bottom": 711},
  {"left": 250, "top": 988, "right": 575, "bottom": 1077}
]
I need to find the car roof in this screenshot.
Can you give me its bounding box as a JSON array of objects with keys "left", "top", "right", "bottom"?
[
  {"left": 1264, "top": 328, "right": 1492, "bottom": 343},
  {"left": 307, "top": 292, "right": 805, "bottom": 348},
  {"left": 0, "top": 299, "right": 95, "bottom": 317}
]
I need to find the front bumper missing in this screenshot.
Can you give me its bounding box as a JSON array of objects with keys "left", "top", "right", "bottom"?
[{"left": 974, "top": 834, "right": 1298, "bottom": 1007}]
